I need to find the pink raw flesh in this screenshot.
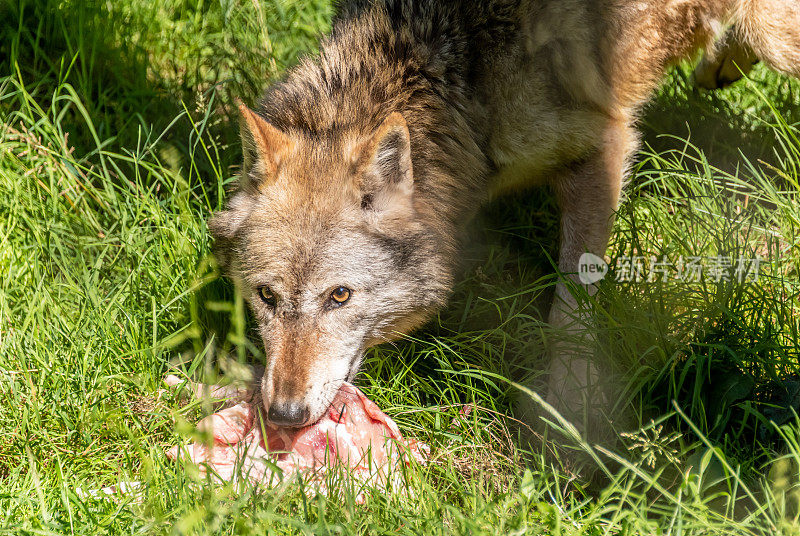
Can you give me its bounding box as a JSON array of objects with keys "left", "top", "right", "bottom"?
[{"left": 166, "top": 377, "right": 427, "bottom": 494}]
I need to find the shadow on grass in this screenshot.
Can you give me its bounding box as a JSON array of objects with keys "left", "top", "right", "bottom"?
[{"left": 640, "top": 65, "right": 800, "bottom": 171}]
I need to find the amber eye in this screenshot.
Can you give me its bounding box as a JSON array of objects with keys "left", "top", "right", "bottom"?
[
  {"left": 330, "top": 286, "right": 351, "bottom": 306},
  {"left": 259, "top": 286, "right": 277, "bottom": 308}
]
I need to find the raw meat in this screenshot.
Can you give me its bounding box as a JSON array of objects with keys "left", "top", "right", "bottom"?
[{"left": 165, "top": 375, "right": 428, "bottom": 497}]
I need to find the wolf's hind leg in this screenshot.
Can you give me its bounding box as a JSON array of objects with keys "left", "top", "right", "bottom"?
[
  {"left": 695, "top": 0, "right": 800, "bottom": 91},
  {"left": 736, "top": 0, "right": 800, "bottom": 79}
]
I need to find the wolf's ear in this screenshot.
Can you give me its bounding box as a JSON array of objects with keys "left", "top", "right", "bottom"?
[
  {"left": 354, "top": 112, "right": 414, "bottom": 216},
  {"left": 238, "top": 101, "right": 295, "bottom": 184}
]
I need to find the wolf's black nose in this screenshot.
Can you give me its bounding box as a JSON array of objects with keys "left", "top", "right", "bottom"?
[{"left": 267, "top": 402, "right": 310, "bottom": 427}]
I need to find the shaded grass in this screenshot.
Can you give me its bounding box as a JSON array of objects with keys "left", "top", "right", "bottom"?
[{"left": 2, "top": 0, "right": 800, "bottom": 534}]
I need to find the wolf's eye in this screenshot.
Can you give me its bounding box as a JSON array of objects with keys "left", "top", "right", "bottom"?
[
  {"left": 259, "top": 286, "right": 277, "bottom": 308},
  {"left": 330, "top": 286, "right": 351, "bottom": 306}
]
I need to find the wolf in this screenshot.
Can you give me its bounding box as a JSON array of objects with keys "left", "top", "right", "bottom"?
[{"left": 209, "top": 0, "right": 800, "bottom": 434}]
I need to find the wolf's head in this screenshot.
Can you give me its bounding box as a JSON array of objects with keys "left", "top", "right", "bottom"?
[{"left": 209, "top": 104, "right": 452, "bottom": 426}]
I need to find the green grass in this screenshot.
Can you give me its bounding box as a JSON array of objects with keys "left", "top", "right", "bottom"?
[{"left": 2, "top": 0, "right": 800, "bottom": 533}]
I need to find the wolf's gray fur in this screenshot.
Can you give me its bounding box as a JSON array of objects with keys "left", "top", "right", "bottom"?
[{"left": 210, "top": 0, "right": 800, "bottom": 433}]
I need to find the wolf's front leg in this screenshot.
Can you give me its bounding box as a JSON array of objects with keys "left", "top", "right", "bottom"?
[{"left": 532, "top": 121, "right": 636, "bottom": 445}]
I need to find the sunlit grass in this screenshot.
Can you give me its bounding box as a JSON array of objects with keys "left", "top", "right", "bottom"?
[{"left": 2, "top": 0, "right": 800, "bottom": 533}]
